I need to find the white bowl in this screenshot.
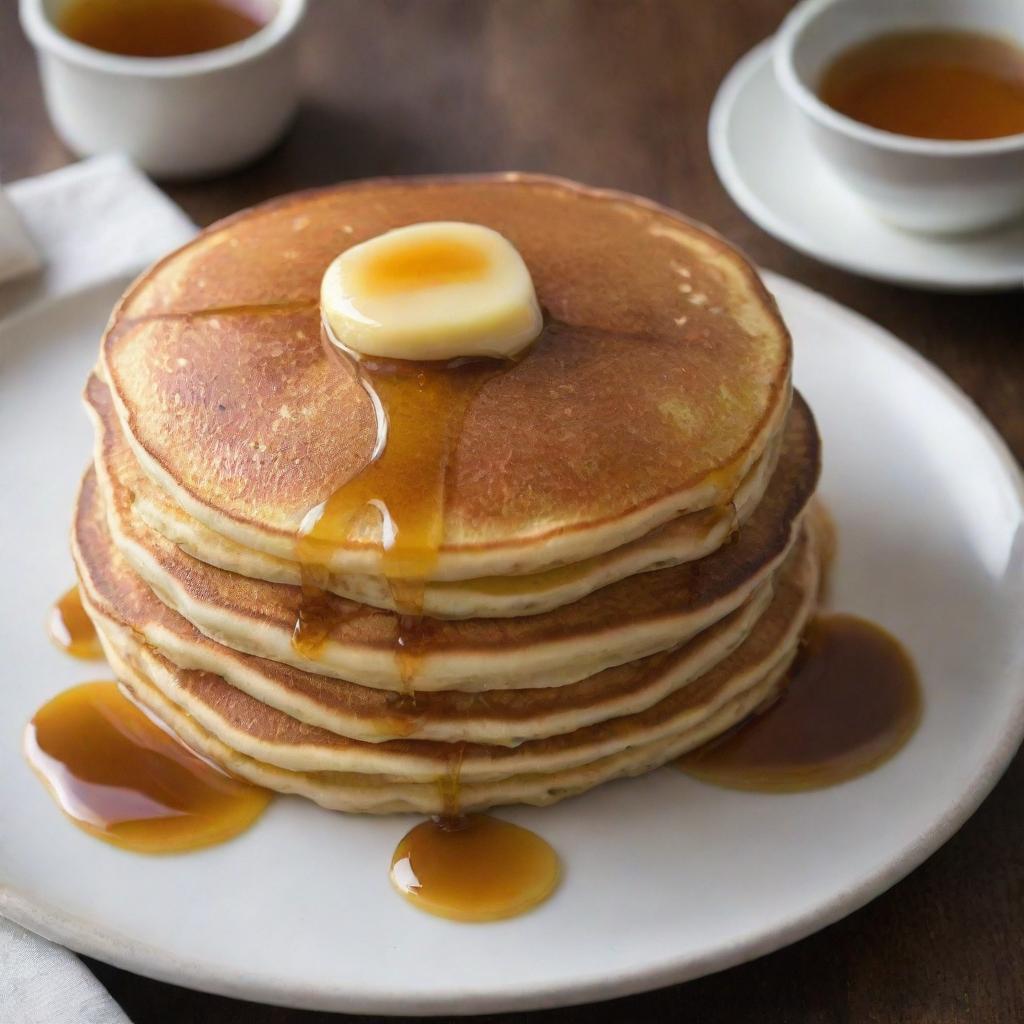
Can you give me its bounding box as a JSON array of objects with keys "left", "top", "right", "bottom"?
[
  {"left": 774, "top": 0, "right": 1024, "bottom": 234},
  {"left": 19, "top": 0, "right": 306, "bottom": 180}
]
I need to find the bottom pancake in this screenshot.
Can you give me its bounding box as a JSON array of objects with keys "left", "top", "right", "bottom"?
[{"left": 100, "top": 636, "right": 790, "bottom": 815}]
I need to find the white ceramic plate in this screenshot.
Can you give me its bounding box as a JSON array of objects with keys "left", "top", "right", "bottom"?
[
  {"left": 710, "top": 39, "right": 1024, "bottom": 292},
  {"left": 1, "top": 273, "right": 1022, "bottom": 1015}
]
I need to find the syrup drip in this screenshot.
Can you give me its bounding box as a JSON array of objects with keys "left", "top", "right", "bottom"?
[
  {"left": 703, "top": 451, "right": 749, "bottom": 507},
  {"left": 718, "top": 498, "right": 740, "bottom": 545},
  {"left": 390, "top": 742, "right": 560, "bottom": 921},
  {"left": 48, "top": 585, "right": 103, "bottom": 660},
  {"left": 291, "top": 590, "right": 375, "bottom": 659},
  {"left": 810, "top": 502, "right": 838, "bottom": 605},
  {"left": 452, "top": 492, "right": 742, "bottom": 600},
  {"left": 437, "top": 741, "right": 467, "bottom": 820},
  {"left": 376, "top": 691, "right": 424, "bottom": 738},
  {"left": 292, "top": 332, "right": 514, "bottom": 687},
  {"left": 452, "top": 557, "right": 593, "bottom": 597},
  {"left": 291, "top": 231, "right": 536, "bottom": 686},
  {"left": 25, "top": 682, "right": 270, "bottom": 852},
  {"left": 678, "top": 614, "right": 922, "bottom": 791}
]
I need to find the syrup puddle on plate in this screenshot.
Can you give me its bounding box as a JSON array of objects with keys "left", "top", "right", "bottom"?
[
  {"left": 390, "top": 813, "right": 561, "bottom": 923},
  {"left": 25, "top": 681, "right": 271, "bottom": 853},
  {"left": 678, "top": 613, "right": 922, "bottom": 791},
  {"left": 390, "top": 746, "right": 561, "bottom": 922},
  {"left": 31, "top": 606, "right": 916, "bottom": 911}
]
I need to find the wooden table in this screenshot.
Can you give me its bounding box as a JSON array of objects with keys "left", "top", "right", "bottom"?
[{"left": 3, "top": 1, "right": 1022, "bottom": 1020}]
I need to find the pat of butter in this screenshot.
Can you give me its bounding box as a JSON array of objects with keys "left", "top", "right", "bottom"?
[{"left": 320, "top": 222, "right": 543, "bottom": 361}]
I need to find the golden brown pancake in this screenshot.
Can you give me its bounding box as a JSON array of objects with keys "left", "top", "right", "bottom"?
[
  {"left": 71, "top": 173, "right": 829, "bottom": 816},
  {"left": 75, "top": 462, "right": 790, "bottom": 745},
  {"left": 83, "top": 522, "right": 819, "bottom": 785},
  {"left": 88, "top": 392, "right": 819, "bottom": 690},
  {"left": 102, "top": 639, "right": 791, "bottom": 814},
  {"left": 86, "top": 371, "right": 783, "bottom": 619},
  {"left": 101, "top": 174, "right": 792, "bottom": 579}
]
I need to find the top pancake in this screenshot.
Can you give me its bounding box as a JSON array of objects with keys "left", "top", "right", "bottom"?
[{"left": 101, "top": 174, "right": 792, "bottom": 579}]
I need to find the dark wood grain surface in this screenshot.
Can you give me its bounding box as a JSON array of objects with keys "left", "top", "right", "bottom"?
[{"left": 3, "top": 1, "right": 1022, "bottom": 1021}]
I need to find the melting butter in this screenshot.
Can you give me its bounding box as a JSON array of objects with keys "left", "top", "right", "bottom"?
[{"left": 320, "top": 222, "right": 542, "bottom": 361}]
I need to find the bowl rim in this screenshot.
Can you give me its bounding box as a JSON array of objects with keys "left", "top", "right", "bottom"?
[
  {"left": 773, "top": 0, "right": 1024, "bottom": 157},
  {"left": 19, "top": 0, "right": 306, "bottom": 79}
]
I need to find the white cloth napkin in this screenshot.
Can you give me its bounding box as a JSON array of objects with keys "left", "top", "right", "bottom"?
[
  {"left": 0, "top": 190, "right": 42, "bottom": 285},
  {"left": 0, "top": 919, "right": 131, "bottom": 1024},
  {"left": 0, "top": 155, "right": 198, "bottom": 1024},
  {"left": 0, "top": 153, "right": 196, "bottom": 320}
]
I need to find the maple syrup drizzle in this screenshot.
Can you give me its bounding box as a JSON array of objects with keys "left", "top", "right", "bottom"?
[
  {"left": 438, "top": 741, "right": 467, "bottom": 820},
  {"left": 48, "top": 585, "right": 103, "bottom": 661},
  {"left": 678, "top": 614, "right": 922, "bottom": 791},
  {"left": 293, "top": 235, "right": 524, "bottom": 688},
  {"left": 819, "top": 30, "right": 1024, "bottom": 141},
  {"left": 390, "top": 742, "right": 560, "bottom": 922},
  {"left": 452, "top": 557, "right": 593, "bottom": 597},
  {"left": 375, "top": 691, "right": 424, "bottom": 738},
  {"left": 292, "top": 352, "right": 508, "bottom": 678},
  {"left": 810, "top": 502, "right": 838, "bottom": 605},
  {"left": 25, "top": 682, "right": 270, "bottom": 853},
  {"left": 58, "top": 0, "right": 267, "bottom": 58}
]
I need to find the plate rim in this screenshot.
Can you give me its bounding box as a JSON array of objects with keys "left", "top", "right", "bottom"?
[
  {"left": 709, "top": 39, "right": 1024, "bottom": 293},
  {"left": 2, "top": 273, "right": 1024, "bottom": 1015}
]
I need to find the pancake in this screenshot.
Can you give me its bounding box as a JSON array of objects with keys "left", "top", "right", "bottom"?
[
  {"left": 101, "top": 639, "right": 791, "bottom": 815},
  {"left": 101, "top": 174, "right": 792, "bottom": 580},
  {"left": 75, "top": 462, "right": 794, "bottom": 745},
  {"left": 67, "top": 173, "right": 833, "bottom": 817},
  {"left": 86, "top": 505, "right": 819, "bottom": 785},
  {"left": 89, "top": 536, "right": 814, "bottom": 781},
  {"left": 90, "top": 393, "right": 819, "bottom": 691},
  {"left": 86, "top": 372, "right": 783, "bottom": 619}
]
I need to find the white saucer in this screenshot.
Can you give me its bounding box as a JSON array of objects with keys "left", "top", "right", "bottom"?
[
  {"left": 710, "top": 39, "right": 1024, "bottom": 292},
  {"left": 1, "top": 275, "right": 1023, "bottom": 1013}
]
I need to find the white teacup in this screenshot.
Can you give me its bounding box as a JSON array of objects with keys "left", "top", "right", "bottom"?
[
  {"left": 774, "top": 0, "right": 1024, "bottom": 234},
  {"left": 20, "top": 0, "right": 306, "bottom": 180}
]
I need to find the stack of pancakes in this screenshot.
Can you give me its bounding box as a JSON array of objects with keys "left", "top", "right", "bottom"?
[{"left": 74, "top": 175, "right": 825, "bottom": 814}]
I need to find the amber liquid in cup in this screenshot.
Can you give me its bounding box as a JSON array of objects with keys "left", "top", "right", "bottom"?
[
  {"left": 57, "top": 0, "right": 269, "bottom": 57},
  {"left": 819, "top": 30, "right": 1024, "bottom": 140}
]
